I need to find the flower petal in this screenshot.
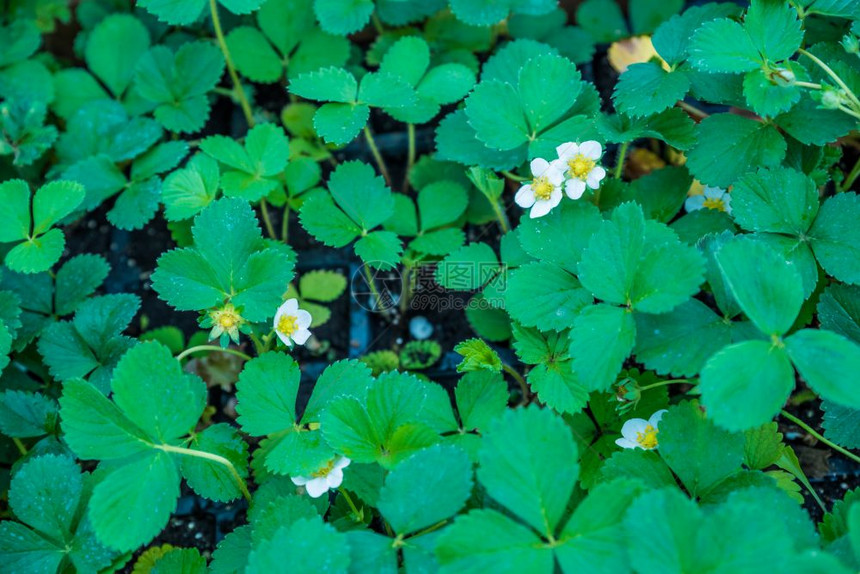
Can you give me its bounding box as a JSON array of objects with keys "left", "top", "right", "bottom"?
[
  {"left": 296, "top": 309, "right": 313, "bottom": 329},
  {"left": 292, "top": 328, "right": 312, "bottom": 345},
  {"left": 529, "top": 199, "right": 556, "bottom": 218},
  {"left": 615, "top": 437, "right": 640, "bottom": 449},
  {"left": 703, "top": 186, "right": 724, "bottom": 199},
  {"left": 276, "top": 331, "right": 293, "bottom": 347},
  {"left": 586, "top": 166, "right": 607, "bottom": 189},
  {"left": 284, "top": 298, "right": 299, "bottom": 314},
  {"left": 291, "top": 475, "right": 309, "bottom": 486},
  {"left": 305, "top": 478, "right": 330, "bottom": 498},
  {"left": 620, "top": 418, "right": 649, "bottom": 441},
  {"left": 579, "top": 140, "right": 602, "bottom": 160},
  {"left": 549, "top": 188, "right": 563, "bottom": 208},
  {"left": 334, "top": 457, "right": 351, "bottom": 470},
  {"left": 685, "top": 195, "right": 705, "bottom": 212},
  {"left": 722, "top": 195, "right": 732, "bottom": 214},
  {"left": 530, "top": 157, "right": 551, "bottom": 176},
  {"left": 565, "top": 178, "right": 587, "bottom": 200},
  {"left": 327, "top": 468, "right": 345, "bottom": 489},
  {"left": 547, "top": 166, "right": 565, "bottom": 186},
  {"left": 556, "top": 141, "right": 579, "bottom": 161},
  {"left": 515, "top": 184, "right": 536, "bottom": 208},
  {"left": 649, "top": 409, "right": 668, "bottom": 427}
]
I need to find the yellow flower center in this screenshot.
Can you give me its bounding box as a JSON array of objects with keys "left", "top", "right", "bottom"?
[
  {"left": 311, "top": 458, "right": 336, "bottom": 478},
  {"left": 636, "top": 424, "right": 659, "bottom": 449},
  {"left": 568, "top": 155, "right": 595, "bottom": 180},
  {"left": 532, "top": 176, "right": 554, "bottom": 200},
  {"left": 277, "top": 314, "right": 299, "bottom": 337},
  {"left": 702, "top": 197, "right": 727, "bottom": 212},
  {"left": 210, "top": 305, "right": 242, "bottom": 330}
]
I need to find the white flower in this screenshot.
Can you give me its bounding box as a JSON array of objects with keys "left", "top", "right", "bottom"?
[
  {"left": 553, "top": 140, "right": 606, "bottom": 200},
  {"left": 514, "top": 158, "right": 564, "bottom": 219},
  {"left": 685, "top": 186, "right": 732, "bottom": 214},
  {"left": 615, "top": 409, "right": 667, "bottom": 450},
  {"left": 291, "top": 456, "right": 351, "bottom": 498},
  {"left": 274, "top": 298, "right": 312, "bottom": 346}
]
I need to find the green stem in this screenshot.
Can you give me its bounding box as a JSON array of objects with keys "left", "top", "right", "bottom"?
[
  {"left": 259, "top": 198, "right": 277, "bottom": 239},
  {"left": 399, "top": 263, "right": 413, "bottom": 315},
  {"left": 176, "top": 345, "right": 252, "bottom": 362},
  {"left": 639, "top": 378, "right": 691, "bottom": 393},
  {"left": 489, "top": 197, "right": 510, "bottom": 233},
  {"left": 209, "top": 0, "right": 254, "bottom": 128},
  {"left": 403, "top": 123, "right": 416, "bottom": 192},
  {"left": 794, "top": 80, "right": 822, "bottom": 90},
  {"left": 406, "top": 520, "right": 448, "bottom": 540},
  {"left": 781, "top": 410, "right": 860, "bottom": 465},
  {"left": 158, "top": 444, "right": 252, "bottom": 501},
  {"left": 614, "top": 141, "right": 630, "bottom": 179},
  {"left": 798, "top": 48, "right": 860, "bottom": 110},
  {"left": 363, "top": 126, "right": 392, "bottom": 186},
  {"left": 371, "top": 12, "right": 384, "bottom": 34},
  {"left": 501, "top": 170, "right": 529, "bottom": 182},
  {"left": 339, "top": 488, "right": 362, "bottom": 520},
  {"left": 836, "top": 104, "right": 860, "bottom": 121},
  {"left": 841, "top": 154, "right": 860, "bottom": 192},
  {"left": 362, "top": 263, "right": 387, "bottom": 315},
  {"left": 12, "top": 437, "right": 27, "bottom": 456},
  {"left": 503, "top": 363, "right": 529, "bottom": 406}
]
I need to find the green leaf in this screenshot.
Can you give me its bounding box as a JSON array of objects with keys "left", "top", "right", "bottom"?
[
  {"left": 289, "top": 66, "right": 357, "bottom": 103},
  {"left": 417, "top": 181, "right": 468, "bottom": 231},
  {"left": 455, "top": 371, "right": 508, "bottom": 431},
  {"left": 162, "top": 154, "right": 221, "bottom": 221},
  {"left": 576, "top": 0, "right": 627, "bottom": 42},
  {"left": 454, "top": 338, "right": 501, "bottom": 373},
  {"left": 732, "top": 167, "right": 818, "bottom": 235},
  {"left": 614, "top": 63, "right": 690, "bottom": 117},
  {"left": 226, "top": 26, "right": 283, "bottom": 83},
  {"left": 357, "top": 72, "right": 416, "bottom": 109},
  {"left": 601, "top": 450, "right": 677, "bottom": 490},
  {"left": 556, "top": 479, "right": 645, "bottom": 572},
  {"left": 111, "top": 341, "right": 206, "bottom": 442},
  {"left": 785, "top": 329, "right": 860, "bottom": 410},
  {"left": 328, "top": 160, "right": 394, "bottom": 230},
  {"left": 685, "top": 114, "right": 786, "bottom": 188},
  {"left": 378, "top": 444, "right": 473, "bottom": 534},
  {"left": 435, "top": 109, "right": 526, "bottom": 171},
  {"left": 299, "top": 194, "right": 362, "bottom": 247},
  {"left": 5, "top": 229, "right": 66, "bottom": 274},
  {"left": 634, "top": 298, "right": 731, "bottom": 378},
  {"left": 312, "top": 102, "right": 369, "bottom": 145},
  {"left": 152, "top": 198, "right": 295, "bottom": 321},
  {"left": 437, "top": 509, "right": 553, "bottom": 572},
  {"left": 465, "top": 81, "right": 529, "bottom": 151},
  {"left": 623, "top": 488, "right": 701, "bottom": 573},
  {"left": 135, "top": 42, "right": 225, "bottom": 133},
  {"left": 700, "top": 340, "right": 794, "bottom": 431},
  {"left": 744, "top": 0, "right": 803, "bottom": 62},
  {"left": 518, "top": 53, "right": 581, "bottom": 133},
  {"left": 436, "top": 242, "right": 499, "bottom": 291},
  {"left": 744, "top": 422, "right": 784, "bottom": 470},
  {"left": 504, "top": 262, "right": 592, "bottom": 331},
  {"left": 299, "top": 270, "right": 347, "bottom": 303},
  {"left": 0, "top": 521, "right": 64, "bottom": 573},
  {"left": 236, "top": 352, "right": 300, "bottom": 435},
  {"left": 821, "top": 400, "right": 860, "bottom": 449},
  {"left": 477, "top": 406, "right": 577, "bottom": 536},
  {"left": 379, "top": 36, "right": 430, "bottom": 86},
  {"left": 689, "top": 18, "right": 761, "bottom": 73},
  {"left": 742, "top": 66, "right": 802, "bottom": 118},
  {"left": 570, "top": 304, "right": 636, "bottom": 392},
  {"left": 313, "top": 0, "right": 374, "bottom": 35},
  {"left": 181, "top": 423, "right": 249, "bottom": 502},
  {"left": 809, "top": 192, "right": 860, "bottom": 285},
  {"left": 775, "top": 95, "right": 855, "bottom": 146},
  {"left": 0, "top": 390, "right": 57, "bottom": 438},
  {"left": 89, "top": 450, "right": 180, "bottom": 552},
  {"left": 715, "top": 237, "right": 803, "bottom": 336},
  {"left": 302, "top": 360, "right": 374, "bottom": 423},
  {"left": 354, "top": 231, "right": 403, "bottom": 271},
  {"left": 630, "top": 165, "right": 694, "bottom": 224},
  {"left": 818, "top": 284, "right": 860, "bottom": 344},
  {"left": 151, "top": 548, "right": 208, "bottom": 574},
  {"left": 9, "top": 454, "right": 82, "bottom": 541},
  {"left": 658, "top": 401, "right": 745, "bottom": 497},
  {"left": 629, "top": 0, "right": 683, "bottom": 34},
  {"left": 517, "top": 200, "right": 603, "bottom": 273},
  {"left": 59, "top": 379, "right": 151, "bottom": 460},
  {"left": 85, "top": 14, "right": 150, "bottom": 97}
]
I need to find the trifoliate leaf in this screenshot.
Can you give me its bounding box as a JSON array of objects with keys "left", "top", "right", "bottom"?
[
  {"left": 454, "top": 338, "right": 501, "bottom": 373},
  {"left": 328, "top": 160, "right": 394, "bottom": 230},
  {"left": 135, "top": 42, "right": 225, "bottom": 133},
  {"left": 162, "top": 154, "right": 221, "bottom": 221},
  {"left": 299, "top": 194, "right": 362, "bottom": 247}
]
